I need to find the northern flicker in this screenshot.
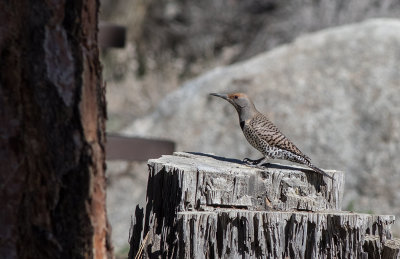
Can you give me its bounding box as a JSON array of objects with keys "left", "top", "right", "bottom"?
[{"left": 210, "top": 92, "right": 333, "bottom": 180}]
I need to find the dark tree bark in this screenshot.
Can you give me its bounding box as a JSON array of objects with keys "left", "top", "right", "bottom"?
[{"left": 0, "top": 1, "right": 112, "bottom": 258}]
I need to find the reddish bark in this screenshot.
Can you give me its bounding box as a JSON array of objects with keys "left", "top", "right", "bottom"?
[{"left": 0, "top": 1, "right": 112, "bottom": 258}]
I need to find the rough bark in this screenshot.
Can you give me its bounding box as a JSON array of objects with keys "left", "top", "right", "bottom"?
[
  {"left": 129, "top": 152, "right": 397, "bottom": 258},
  {"left": 0, "top": 1, "right": 112, "bottom": 258}
]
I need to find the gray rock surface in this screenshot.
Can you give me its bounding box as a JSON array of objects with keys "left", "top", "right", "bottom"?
[
  {"left": 103, "top": 0, "right": 400, "bottom": 65},
  {"left": 106, "top": 161, "right": 148, "bottom": 251},
  {"left": 124, "top": 19, "right": 400, "bottom": 233},
  {"left": 101, "top": 0, "right": 400, "bottom": 128}
]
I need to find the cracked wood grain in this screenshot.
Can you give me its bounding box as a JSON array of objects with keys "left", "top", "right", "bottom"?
[{"left": 129, "top": 152, "right": 397, "bottom": 258}]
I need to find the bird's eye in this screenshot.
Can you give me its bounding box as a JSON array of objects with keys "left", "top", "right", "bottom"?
[{"left": 234, "top": 95, "right": 238, "bottom": 99}]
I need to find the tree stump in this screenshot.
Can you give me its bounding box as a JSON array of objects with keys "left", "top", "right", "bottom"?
[{"left": 129, "top": 152, "right": 399, "bottom": 258}]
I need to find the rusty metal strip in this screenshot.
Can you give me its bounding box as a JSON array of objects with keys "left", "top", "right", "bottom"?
[
  {"left": 106, "top": 134, "right": 175, "bottom": 161},
  {"left": 99, "top": 22, "right": 126, "bottom": 49}
]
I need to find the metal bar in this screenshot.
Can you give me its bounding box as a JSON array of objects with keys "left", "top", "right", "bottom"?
[
  {"left": 106, "top": 134, "right": 175, "bottom": 161},
  {"left": 99, "top": 22, "right": 126, "bottom": 49}
]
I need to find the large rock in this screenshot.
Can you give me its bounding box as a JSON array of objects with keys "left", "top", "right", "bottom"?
[
  {"left": 101, "top": 0, "right": 400, "bottom": 127},
  {"left": 124, "top": 19, "right": 400, "bottom": 233}
]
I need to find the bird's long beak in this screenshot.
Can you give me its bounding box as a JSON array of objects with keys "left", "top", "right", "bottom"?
[{"left": 210, "top": 93, "right": 230, "bottom": 101}]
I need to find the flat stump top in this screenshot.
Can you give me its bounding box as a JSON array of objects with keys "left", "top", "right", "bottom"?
[{"left": 148, "top": 152, "right": 344, "bottom": 212}]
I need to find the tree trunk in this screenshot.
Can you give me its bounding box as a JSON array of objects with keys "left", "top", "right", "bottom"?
[
  {"left": 0, "top": 1, "right": 112, "bottom": 258},
  {"left": 129, "top": 152, "right": 399, "bottom": 258}
]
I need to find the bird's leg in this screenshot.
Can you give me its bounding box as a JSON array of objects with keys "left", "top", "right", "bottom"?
[{"left": 243, "top": 157, "right": 265, "bottom": 165}]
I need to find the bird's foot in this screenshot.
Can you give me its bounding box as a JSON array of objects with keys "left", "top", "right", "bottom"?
[
  {"left": 243, "top": 157, "right": 260, "bottom": 165},
  {"left": 243, "top": 157, "right": 267, "bottom": 167}
]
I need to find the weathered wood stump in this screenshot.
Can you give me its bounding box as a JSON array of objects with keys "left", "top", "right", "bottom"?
[{"left": 129, "top": 152, "right": 399, "bottom": 258}]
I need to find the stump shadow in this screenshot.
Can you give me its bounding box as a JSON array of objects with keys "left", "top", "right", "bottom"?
[{"left": 187, "top": 152, "right": 327, "bottom": 189}]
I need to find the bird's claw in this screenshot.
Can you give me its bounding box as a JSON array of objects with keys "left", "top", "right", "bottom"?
[
  {"left": 244, "top": 157, "right": 264, "bottom": 164},
  {"left": 243, "top": 158, "right": 267, "bottom": 169},
  {"left": 243, "top": 158, "right": 273, "bottom": 170},
  {"left": 243, "top": 158, "right": 251, "bottom": 163},
  {"left": 243, "top": 157, "right": 257, "bottom": 165}
]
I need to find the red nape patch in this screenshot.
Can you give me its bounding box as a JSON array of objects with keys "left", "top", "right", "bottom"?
[{"left": 228, "top": 93, "right": 247, "bottom": 99}]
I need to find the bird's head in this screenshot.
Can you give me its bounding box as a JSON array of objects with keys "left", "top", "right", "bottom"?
[{"left": 210, "top": 92, "right": 257, "bottom": 121}]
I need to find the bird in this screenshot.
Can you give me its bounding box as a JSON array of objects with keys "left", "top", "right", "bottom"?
[{"left": 210, "top": 92, "right": 334, "bottom": 180}]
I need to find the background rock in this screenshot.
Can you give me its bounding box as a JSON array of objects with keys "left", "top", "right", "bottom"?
[
  {"left": 123, "top": 19, "right": 400, "bottom": 235},
  {"left": 100, "top": 0, "right": 400, "bottom": 130}
]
